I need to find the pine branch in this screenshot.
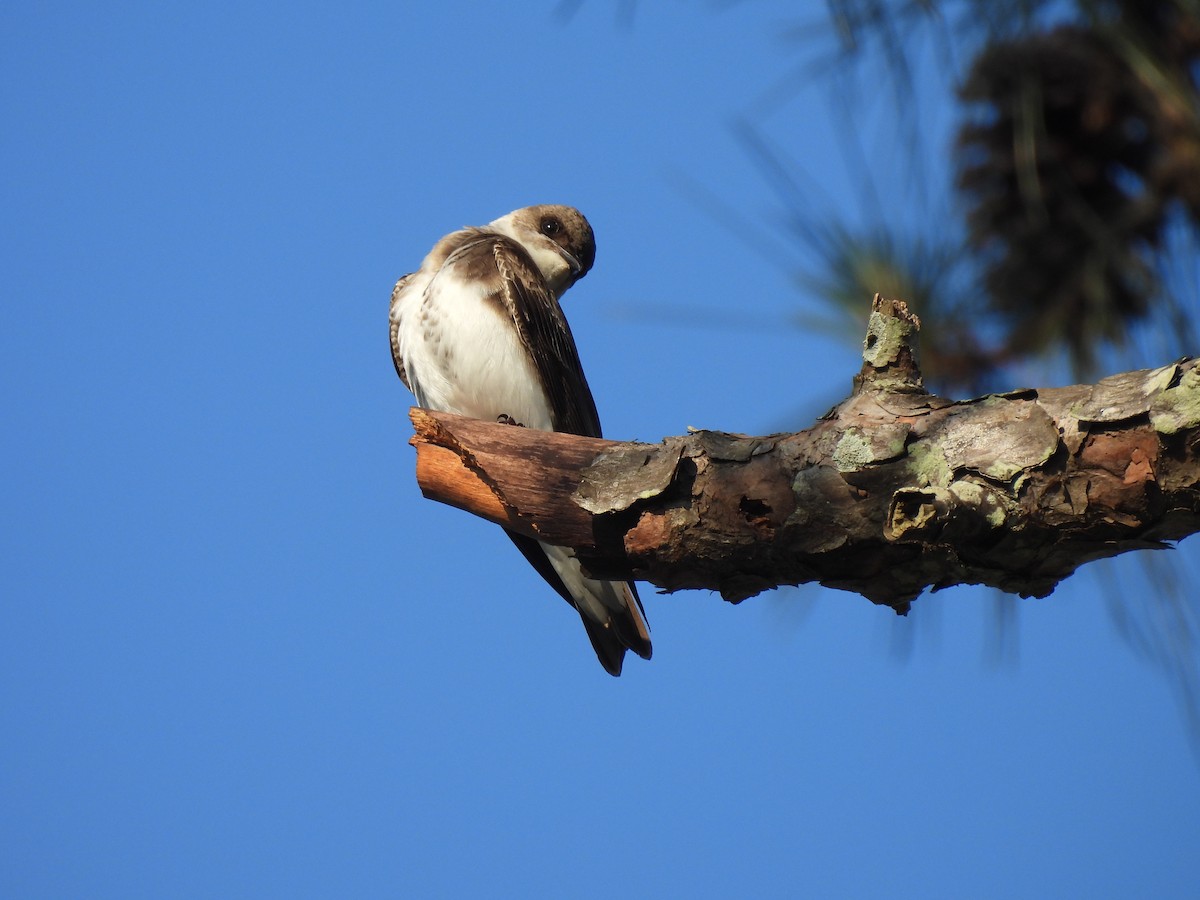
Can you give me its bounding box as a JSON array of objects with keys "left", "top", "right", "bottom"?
[{"left": 409, "top": 296, "right": 1200, "bottom": 613}]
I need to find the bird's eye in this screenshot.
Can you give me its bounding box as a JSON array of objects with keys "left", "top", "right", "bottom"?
[{"left": 540, "top": 217, "right": 562, "bottom": 236}]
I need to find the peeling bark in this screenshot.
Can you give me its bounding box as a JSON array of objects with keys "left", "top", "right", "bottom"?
[{"left": 408, "top": 296, "right": 1200, "bottom": 612}]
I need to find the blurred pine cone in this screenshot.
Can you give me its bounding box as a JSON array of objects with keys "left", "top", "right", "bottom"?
[{"left": 956, "top": 2, "right": 1200, "bottom": 373}]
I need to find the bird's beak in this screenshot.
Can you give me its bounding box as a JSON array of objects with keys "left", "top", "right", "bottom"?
[{"left": 558, "top": 248, "right": 582, "bottom": 276}]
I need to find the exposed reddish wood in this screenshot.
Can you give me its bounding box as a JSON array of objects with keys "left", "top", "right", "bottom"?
[
  {"left": 413, "top": 440, "right": 516, "bottom": 528},
  {"left": 409, "top": 407, "right": 612, "bottom": 544}
]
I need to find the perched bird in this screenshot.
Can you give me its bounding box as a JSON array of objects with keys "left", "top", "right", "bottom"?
[{"left": 390, "top": 205, "right": 652, "bottom": 675}]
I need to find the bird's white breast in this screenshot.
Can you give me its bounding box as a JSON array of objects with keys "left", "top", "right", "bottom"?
[{"left": 397, "top": 264, "right": 555, "bottom": 432}]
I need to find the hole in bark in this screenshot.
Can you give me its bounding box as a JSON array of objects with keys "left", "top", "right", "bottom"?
[
  {"left": 865, "top": 332, "right": 878, "bottom": 350},
  {"left": 739, "top": 496, "right": 771, "bottom": 528}
]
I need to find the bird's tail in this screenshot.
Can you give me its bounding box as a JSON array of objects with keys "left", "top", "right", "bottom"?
[
  {"left": 506, "top": 531, "right": 652, "bottom": 676},
  {"left": 542, "top": 544, "right": 652, "bottom": 677},
  {"left": 579, "top": 580, "right": 652, "bottom": 677}
]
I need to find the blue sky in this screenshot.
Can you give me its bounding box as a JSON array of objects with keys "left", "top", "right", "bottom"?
[{"left": 3, "top": 2, "right": 1198, "bottom": 897}]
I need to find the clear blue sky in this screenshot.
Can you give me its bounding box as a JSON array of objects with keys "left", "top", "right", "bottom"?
[{"left": 3, "top": 2, "right": 1198, "bottom": 897}]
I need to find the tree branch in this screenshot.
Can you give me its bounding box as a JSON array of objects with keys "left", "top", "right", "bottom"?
[{"left": 409, "top": 296, "right": 1200, "bottom": 612}]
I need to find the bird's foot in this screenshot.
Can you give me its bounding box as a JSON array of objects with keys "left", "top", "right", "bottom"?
[{"left": 497, "top": 414, "right": 526, "bottom": 427}]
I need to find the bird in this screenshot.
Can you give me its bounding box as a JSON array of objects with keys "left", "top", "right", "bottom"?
[{"left": 390, "top": 205, "right": 652, "bottom": 675}]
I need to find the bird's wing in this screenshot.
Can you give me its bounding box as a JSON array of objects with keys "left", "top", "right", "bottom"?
[
  {"left": 480, "top": 236, "right": 603, "bottom": 438},
  {"left": 389, "top": 272, "right": 417, "bottom": 390}
]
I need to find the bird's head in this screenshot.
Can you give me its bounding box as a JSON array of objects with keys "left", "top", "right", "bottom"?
[{"left": 488, "top": 205, "right": 596, "bottom": 297}]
